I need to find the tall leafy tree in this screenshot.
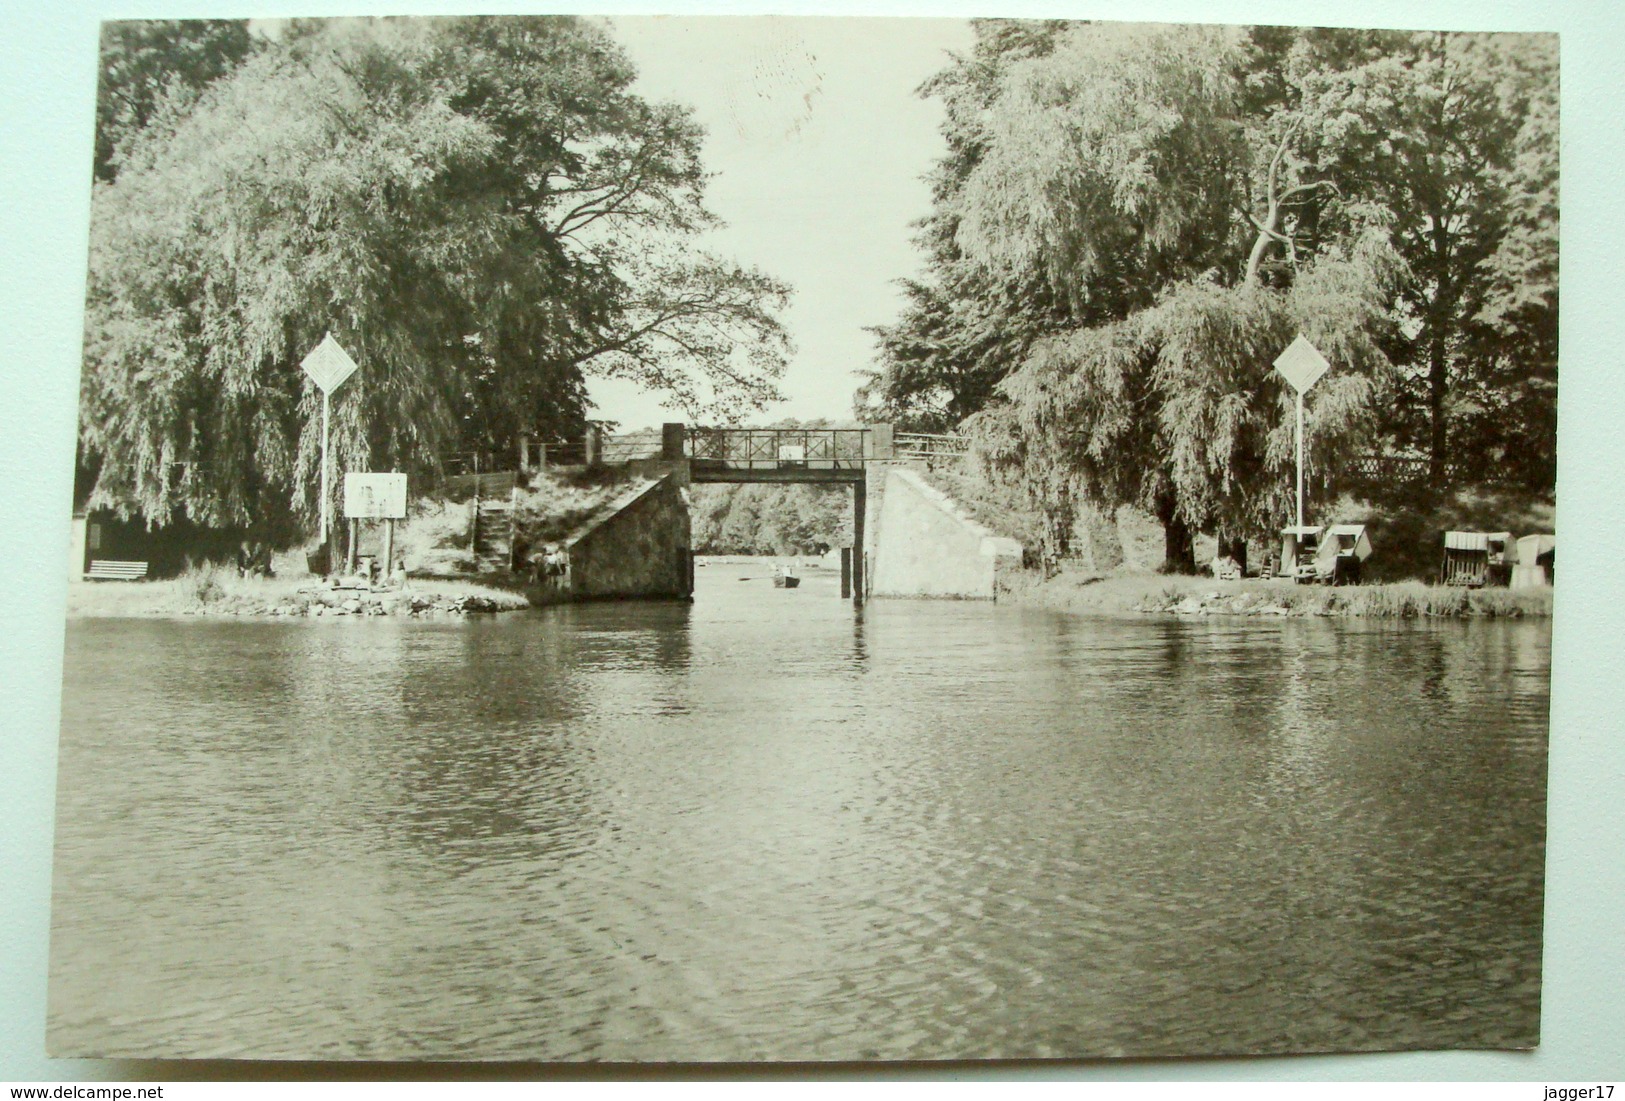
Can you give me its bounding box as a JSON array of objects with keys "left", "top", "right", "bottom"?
[
  {"left": 93, "top": 19, "right": 257, "bottom": 182},
  {"left": 973, "top": 239, "right": 1399, "bottom": 568},
  {"left": 949, "top": 22, "right": 1398, "bottom": 570},
  {"left": 859, "top": 20, "right": 1074, "bottom": 431},
  {"left": 1282, "top": 30, "right": 1559, "bottom": 483},
  {"left": 1463, "top": 43, "right": 1558, "bottom": 490},
  {"left": 882, "top": 20, "right": 1555, "bottom": 569},
  {"left": 81, "top": 16, "right": 791, "bottom": 534}
]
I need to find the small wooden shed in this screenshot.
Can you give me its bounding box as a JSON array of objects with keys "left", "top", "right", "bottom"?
[{"left": 1441, "top": 531, "right": 1513, "bottom": 587}]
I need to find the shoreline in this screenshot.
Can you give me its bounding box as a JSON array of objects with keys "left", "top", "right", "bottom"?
[
  {"left": 65, "top": 572, "right": 530, "bottom": 620},
  {"left": 66, "top": 561, "right": 1554, "bottom": 621},
  {"left": 999, "top": 570, "right": 1553, "bottom": 619}
]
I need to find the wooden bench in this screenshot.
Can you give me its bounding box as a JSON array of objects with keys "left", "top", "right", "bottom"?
[{"left": 86, "top": 559, "right": 149, "bottom": 581}]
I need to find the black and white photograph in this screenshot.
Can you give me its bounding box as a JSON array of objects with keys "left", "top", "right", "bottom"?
[{"left": 9, "top": 4, "right": 1588, "bottom": 1071}]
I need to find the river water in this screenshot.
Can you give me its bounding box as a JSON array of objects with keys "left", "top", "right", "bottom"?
[{"left": 49, "top": 566, "right": 1549, "bottom": 1061}]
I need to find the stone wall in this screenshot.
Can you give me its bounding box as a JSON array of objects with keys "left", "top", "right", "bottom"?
[
  {"left": 557, "top": 475, "right": 692, "bottom": 601},
  {"left": 866, "top": 466, "right": 1022, "bottom": 600}
]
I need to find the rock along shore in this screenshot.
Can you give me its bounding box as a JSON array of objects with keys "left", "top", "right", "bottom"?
[
  {"left": 1000, "top": 572, "right": 1552, "bottom": 620},
  {"left": 192, "top": 586, "right": 522, "bottom": 618},
  {"left": 67, "top": 573, "right": 529, "bottom": 619}
]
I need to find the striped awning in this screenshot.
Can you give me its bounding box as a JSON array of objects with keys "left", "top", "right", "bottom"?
[{"left": 1444, "top": 531, "right": 1511, "bottom": 552}]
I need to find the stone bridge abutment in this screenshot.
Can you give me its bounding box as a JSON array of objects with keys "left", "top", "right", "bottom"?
[{"left": 511, "top": 423, "right": 1023, "bottom": 605}]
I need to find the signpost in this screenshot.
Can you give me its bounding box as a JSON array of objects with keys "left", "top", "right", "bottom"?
[
  {"left": 301, "top": 334, "right": 360, "bottom": 572},
  {"left": 344, "top": 472, "right": 407, "bottom": 581},
  {"left": 343, "top": 473, "right": 408, "bottom": 520},
  {"left": 1272, "top": 334, "right": 1331, "bottom": 534}
]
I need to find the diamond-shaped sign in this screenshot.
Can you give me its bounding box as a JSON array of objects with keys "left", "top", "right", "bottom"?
[
  {"left": 1273, "top": 335, "right": 1330, "bottom": 393},
  {"left": 301, "top": 333, "right": 359, "bottom": 394}
]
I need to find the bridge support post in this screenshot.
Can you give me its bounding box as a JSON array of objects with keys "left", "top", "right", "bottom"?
[
  {"left": 866, "top": 423, "right": 894, "bottom": 461},
  {"left": 662, "top": 422, "right": 686, "bottom": 461},
  {"left": 852, "top": 476, "right": 866, "bottom": 604},
  {"left": 840, "top": 547, "right": 852, "bottom": 598}
]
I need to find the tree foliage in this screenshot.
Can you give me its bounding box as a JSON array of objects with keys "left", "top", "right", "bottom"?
[
  {"left": 858, "top": 20, "right": 1076, "bottom": 432},
  {"left": 81, "top": 16, "right": 792, "bottom": 534},
  {"left": 690, "top": 482, "right": 853, "bottom": 556},
  {"left": 94, "top": 19, "right": 257, "bottom": 182},
  {"left": 1277, "top": 30, "right": 1559, "bottom": 482},
  {"left": 879, "top": 20, "right": 1557, "bottom": 569},
  {"left": 970, "top": 238, "right": 1400, "bottom": 562}
]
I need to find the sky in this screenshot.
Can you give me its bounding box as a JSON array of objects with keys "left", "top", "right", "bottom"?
[{"left": 591, "top": 16, "right": 975, "bottom": 431}]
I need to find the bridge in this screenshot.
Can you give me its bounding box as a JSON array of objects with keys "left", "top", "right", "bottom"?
[
  {"left": 446, "top": 423, "right": 991, "bottom": 605},
  {"left": 443, "top": 423, "right": 1483, "bottom": 608},
  {"left": 668, "top": 424, "right": 894, "bottom": 599},
  {"left": 684, "top": 426, "right": 874, "bottom": 483},
  {"left": 469, "top": 424, "right": 969, "bottom": 602}
]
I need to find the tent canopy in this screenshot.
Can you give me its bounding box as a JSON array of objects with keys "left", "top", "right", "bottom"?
[
  {"left": 1515, "top": 533, "right": 1556, "bottom": 562},
  {"left": 1321, "top": 523, "right": 1374, "bottom": 561}
]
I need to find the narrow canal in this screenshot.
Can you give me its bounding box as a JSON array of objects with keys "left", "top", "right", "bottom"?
[{"left": 50, "top": 564, "right": 1550, "bottom": 1061}]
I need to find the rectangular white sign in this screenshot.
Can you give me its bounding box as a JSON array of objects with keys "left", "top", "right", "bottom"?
[{"left": 343, "top": 472, "right": 408, "bottom": 519}]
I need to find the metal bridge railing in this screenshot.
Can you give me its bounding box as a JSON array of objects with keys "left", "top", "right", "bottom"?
[
  {"left": 600, "top": 431, "right": 663, "bottom": 464},
  {"left": 894, "top": 431, "right": 969, "bottom": 466},
  {"left": 686, "top": 427, "right": 870, "bottom": 470}
]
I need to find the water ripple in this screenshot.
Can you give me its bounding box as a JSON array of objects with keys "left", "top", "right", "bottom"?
[{"left": 49, "top": 580, "right": 1548, "bottom": 1060}]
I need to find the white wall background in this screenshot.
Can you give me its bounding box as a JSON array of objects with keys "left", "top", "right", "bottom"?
[{"left": 3, "top": 0, "right": 1619, "bottom": 1083}]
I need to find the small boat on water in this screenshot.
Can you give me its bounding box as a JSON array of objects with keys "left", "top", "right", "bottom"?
[{"left": 773, "top": 574, "right": 801, "bottom": 589}]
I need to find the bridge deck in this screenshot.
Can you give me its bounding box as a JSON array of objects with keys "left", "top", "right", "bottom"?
[{"left": 688, "top": 464, "right": 866, "bottom": 484}]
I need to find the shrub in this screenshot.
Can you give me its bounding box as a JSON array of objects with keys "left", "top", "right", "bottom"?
[
  {"left": 396, "top": 499, "right": 475, "bottom": 575},
  {"left": 180, "top": 563, "right": 229, "bottom": 607}
]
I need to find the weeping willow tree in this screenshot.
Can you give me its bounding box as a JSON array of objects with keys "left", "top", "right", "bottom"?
[
  {"left": 81, "top": 16, "right": 792, "bottom": 538},
  {"left": 970, "top": 239, "right": 1399, "bottom": 569},
  {"left": 942, "top": 22, "right": 1404, "bottom": 571},
  {"left": 879, "top": 21, "right": 1555, "bottom": 569}
]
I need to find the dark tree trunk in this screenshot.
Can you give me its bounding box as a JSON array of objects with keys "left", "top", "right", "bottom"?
[
  {"left": 1160, "top": 514, "right": 1197, "bottom": 575},
  {"left": 1428, "top": 329, "right": 1449, "bottom": 486}
]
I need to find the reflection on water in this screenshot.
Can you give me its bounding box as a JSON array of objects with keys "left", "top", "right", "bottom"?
[{"left": 49, "top": 568, "right": 1548, "bottom": 1060}]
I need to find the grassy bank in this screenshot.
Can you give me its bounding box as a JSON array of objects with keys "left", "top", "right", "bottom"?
[
  {"left": 68, "top": 565, "right": 529, "bottom": 619},
  {"left": 912, "top": 458, "right": 1554, "bottom": 584},
  {"left": 396, "top": 466, "right": 640, "bottom": 576},
  {"left": 1001, "top": 569, "right": 1552, "bottom": 619}
]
